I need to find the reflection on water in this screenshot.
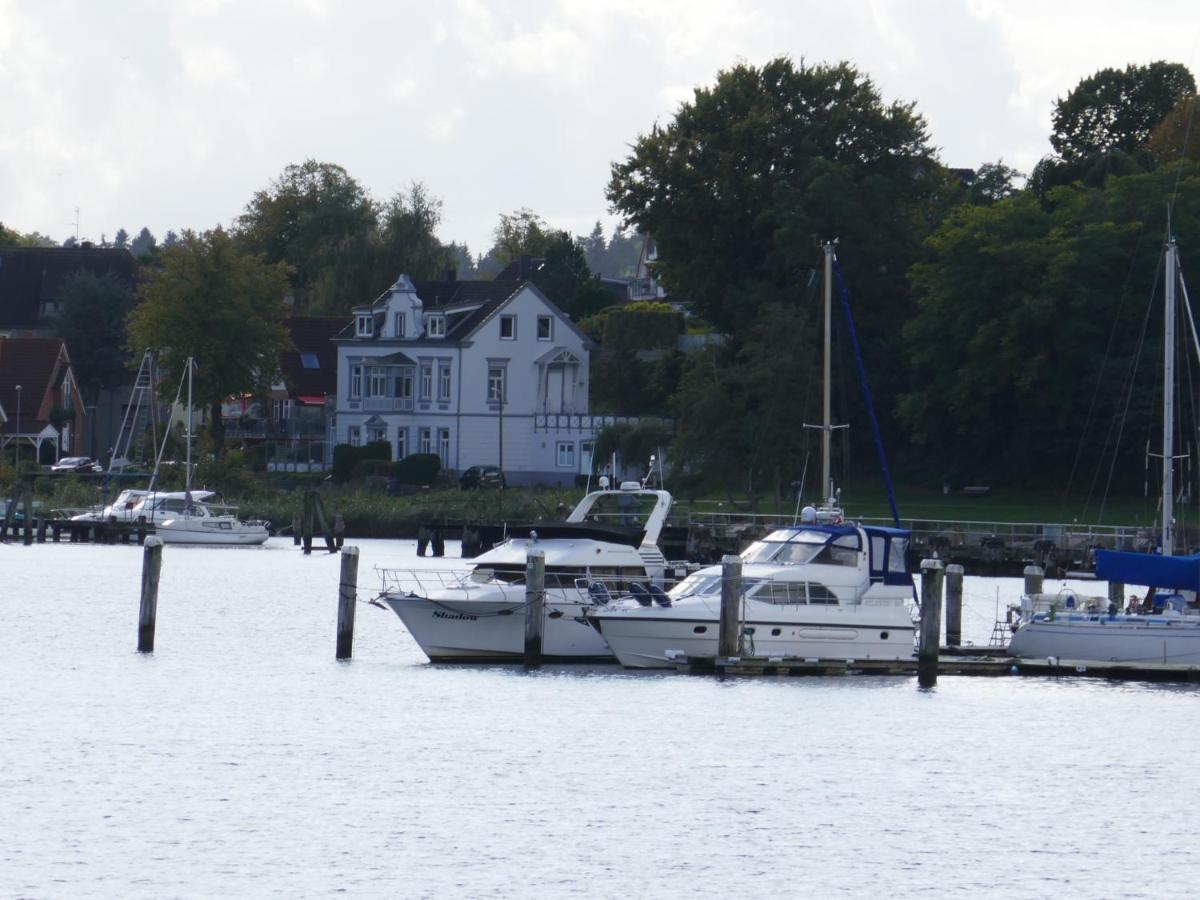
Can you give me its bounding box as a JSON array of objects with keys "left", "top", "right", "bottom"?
[{"left": 2, "top": 539, "right": 1198, "bottom": 898}]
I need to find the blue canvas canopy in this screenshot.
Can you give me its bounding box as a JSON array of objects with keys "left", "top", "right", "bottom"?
[{"left": 1094, "top": 549, "right": 1200, "bottom": 591}]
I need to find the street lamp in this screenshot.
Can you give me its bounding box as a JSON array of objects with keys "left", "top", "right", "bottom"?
[{"left": 14, "top": 385, "right": 21, "bottom": 468}]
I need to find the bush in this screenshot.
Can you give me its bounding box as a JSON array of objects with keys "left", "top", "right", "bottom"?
[
  {"left": 331, "top": 440, "right": 391, "bottom": 484},
  {"left": 393, "top": 453, "right": 440, "bottom": 486}
]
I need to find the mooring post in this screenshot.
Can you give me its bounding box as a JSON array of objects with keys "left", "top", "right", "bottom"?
[
  {"left": 1023, "top": 564, "right": 1044, "bottom": 597},
  {"left": 292, "top": 514, "right": 301, "bottom": 546},
  {"left": 523, "top": 548, "right": 546, "bottom": 667},
  {"left": 945, "top": 563, "right": 964, "bottom": 648},
  {"left": 22, "top": 489, "right": 33, "bottom": 545},
  {"left": 302, "top": 492, "right": 314, "bottom": 555},
  {"left": 138, "top": 537, "right": 164, "bottom": 653},
  {"left": 336, "top": 545, "right": 359, "bottom": 660},
  {"left": 333, "top": 513, "right": 345, "bottom": 550},
  {"left": 718, "top": 554, "right": 744, "bottom": 658},
  {"left": 918, "top": 558, "right": 945, "bottom": 688},
  {"left": 136, "top": 515, "right": 147, "bottom": 545}
]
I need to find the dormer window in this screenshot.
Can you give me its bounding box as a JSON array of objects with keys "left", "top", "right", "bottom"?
[
  {"left": 394, "top": 312, "right": 406, "bottom": 337},
  {"left": 427, "top": 314, "right": 446, "bottom": 338},
  {"left": 356, "top": 314, "right": 374, "bottom": 338}
]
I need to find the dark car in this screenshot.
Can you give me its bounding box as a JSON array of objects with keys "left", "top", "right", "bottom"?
[
  {"left": 459, "top": 465, "right": 505, "bottom": 489},
  {"left": 49, "top": 456, "right": 103, "bottom": 473}
]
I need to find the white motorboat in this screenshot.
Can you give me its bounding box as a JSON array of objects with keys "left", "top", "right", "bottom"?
[
  {"left": 1007, "top": 232, "right": 1200, "bottom": 665},
  {"left": 379, "top": 480, "right": 678, "bottom": 662},
  {"left": 590, "top": 514, "right": 916, "bottom": 668}
]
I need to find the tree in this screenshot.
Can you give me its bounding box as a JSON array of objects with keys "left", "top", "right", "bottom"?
[
  {"left": 491, "top": 208, "right": 551, "bottom": 262},
  {"left": 1147, "top": 94, "right": 1200, "bottom": 163},
  {"left": 531, "top": 231, "right": 610, "bottom": 320},
  {"left": 112, "top": 228, "right": 129, "bottom": 249},
  {"left": 0, "top": 223, "right": 56, "bottom": 246},
  {"left": 130, "top": 227, "right": 156, "bottom": 258},
  {"left": 127, "top": 228, "right": 293, "bottom": 456},
  {"left": 374, "top": 181, "right": 451, "bottom": 285},
  {"left": 1050, "top": 61, "right": 1195, "bottom": 160},
  {"left": 899, "top": 162, "right": 1200, "bottom": 486},
  {"left": 963, "top": 160, "right": 1023, "bottom": 205},
  {"left": 607, "top": 58, "right": 940, "bottom": 342},
  {"left": 237, "top": 160, "right": 378, "bottom": 313},
  {"left": 52, "top": 271, "right": 137, "bottom": 403}
]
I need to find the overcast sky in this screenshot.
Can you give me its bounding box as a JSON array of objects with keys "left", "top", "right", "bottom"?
[{"left": 2, "top": 0, "right": 1198, "bottom": 256}]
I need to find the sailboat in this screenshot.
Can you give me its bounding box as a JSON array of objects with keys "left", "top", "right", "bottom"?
[
  {"left": 590, "top": 243, "right": 917, "bottom": 667},
  {"left": 150, "top": 358, "right": 269, "bottom": 546},
  {"left": 1007, "top": 233, "right": 1200, "bottom": 665}
]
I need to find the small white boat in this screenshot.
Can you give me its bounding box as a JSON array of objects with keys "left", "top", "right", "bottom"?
[
  {"left": 590, "top": 513, "right": 916, "bottom": 668},
  {"left": 379, "top": 480, "right": 678, "bottom": 662}
]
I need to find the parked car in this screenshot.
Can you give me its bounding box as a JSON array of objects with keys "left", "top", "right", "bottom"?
[
  {"left": 50, "top": 456, "right": 103, "bottom": 473},
  {"left": 459, "top": 465, "right": 505, "bottom": 489}
]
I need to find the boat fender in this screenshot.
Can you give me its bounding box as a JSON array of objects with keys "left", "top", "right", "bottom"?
[{"left": 629, "top": 583, "right": 652, "bottom": 607}]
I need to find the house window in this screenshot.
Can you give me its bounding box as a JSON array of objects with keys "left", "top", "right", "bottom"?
[
  {"left": 438, "top": 362, "right": 452, "bottom": 401},
  {"left": 368, "top": 424, "right": 387, "bottom": 445},
  {"left": 394, "top": 368, "right": 414, "bottom": 402},
  {"left": 537, "top": 315, "right": 553, "bottom": 341},
  {"left": 500, "top": 315, "right": 516, "bottom": 340},
  {"left": 356, "top": 314, "right": 374, "bottom": 337},
  {"left": 347, "top": 425, "right": 361, "bottom": 446},
  {"left": 420, "top": 363, "right": 433, "bottom": 400},
  {"left": 396, "top": 428, "right": 408, "bottom": 460},
  {"left": 350, "top": 364, "right": 363, "bottom": 399},
  {"left": 394, "top": 313, "right": 406, "bottom": 338},
  {"left": 427, "top": 315, "right": 446, "bottom": 338},
  {"left": 556, "top": 441, "right": 575, "bottom": 468},
  {"left": 438, "top": 428, "right": 450, "bottom": 467},
  {"left": 368, "top": 367, "right": 387, "bottom": 398},
  {"left": 487, "top": 366, "right": 506, "bottom": 404},
  {"left": 419, "top": 427, "right": 432, "bottom": 454},
  {"left": 300, "top": 352, "right": 319, "bottom": 370},
  {"left": 272, "top": 399, "right": 293, "bottom": 420}
]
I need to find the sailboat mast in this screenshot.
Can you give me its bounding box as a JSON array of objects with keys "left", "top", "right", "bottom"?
[
  {"left": 185, "top": 357, "right": 194, "bottom": 510},
  {"left": 1164, "top": 238, "right": 1177, "bottom": 556},
  {"left": 822, "top": 241, "right": 833, "bottom": 505}
]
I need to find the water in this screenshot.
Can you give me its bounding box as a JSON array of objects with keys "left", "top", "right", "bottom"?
[{"left": 3, "top": 539, "right": 1197, "bottom": 899}]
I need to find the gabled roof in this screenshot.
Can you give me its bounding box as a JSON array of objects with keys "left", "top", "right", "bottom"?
[
  {"left": 280, "top": 317, "right": 347, "bottom": 397},
  {"left": 0, "top": 336, "right": 71, "bottom": 433},
  {"left": 0, "top": 245, "right": 136, "bottom": 330}
]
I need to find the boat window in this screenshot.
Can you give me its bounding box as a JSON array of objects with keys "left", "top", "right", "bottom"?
[
  {"left": 484, "top": 564, "right": 525, "bottom": 584},
  {"left": 870, "top": 536, "right": 887, "bottom": 573},
  {"left": 751, "top": 581, "right": 806, "bottom": 604},
  {"left": 810, "top": 541, "right": 859, "bottom": 567},
  {"left": 806, "top": 583, "right": 839, "bottom": 604},
  {"left": 669, "top": 574, "right": 723, "bottom": 598},
  {"left": 888, "top": 538, "right": 909, "bottom": 573}
]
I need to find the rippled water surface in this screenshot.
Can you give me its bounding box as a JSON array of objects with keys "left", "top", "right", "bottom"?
[{"left": 3, "top": 538, "right": 1198, "bottom": 899}]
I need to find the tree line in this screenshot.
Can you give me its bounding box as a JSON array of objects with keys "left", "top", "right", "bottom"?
[{"left": 4, "top": 56, "right": 1198, "bottom": 499}]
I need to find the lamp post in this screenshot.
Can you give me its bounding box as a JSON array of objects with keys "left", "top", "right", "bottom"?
[{"left": 14, "top": 384, "right": 21, "bottom": 468}]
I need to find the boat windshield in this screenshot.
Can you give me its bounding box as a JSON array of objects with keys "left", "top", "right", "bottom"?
[
  {"left": 669, "top": 573, "right": 762, "bottom": 599},
  {"left": 740, "top": 529, "right": 847, "bottom": 565}
]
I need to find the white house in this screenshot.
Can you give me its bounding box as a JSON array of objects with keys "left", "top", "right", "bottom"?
[{"left": 334, "top": 272, "right": 610, "bottom": 486}]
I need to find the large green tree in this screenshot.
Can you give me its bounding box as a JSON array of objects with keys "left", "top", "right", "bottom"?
[
  {"left": 607, "top": 58, "right": 941, "bottom": 339},
  {"left": 127, "top": 229, "right": 293, "bottom": 455},
  {"left": 236, "top": 160, "right": 378, "bottom": 313},
  {"left": 1050, "top": 61, "right": 1195, "bottom": 160},
  {"left": 374, "top": 181, "right": 453, "bottom": 285},
  {"left": 52, "top": 271, "right": 137, "bottom": 403}
]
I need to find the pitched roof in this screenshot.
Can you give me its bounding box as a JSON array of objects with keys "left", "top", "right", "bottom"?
[
  {"left": 0, "top": 337, "right": 69, "bottom": 432},
  {"left": 280, "top": 317, "right": 347, "bottom": 397},
  {"left": 0, "top": 245, "right": 136, "bottom": 330}
]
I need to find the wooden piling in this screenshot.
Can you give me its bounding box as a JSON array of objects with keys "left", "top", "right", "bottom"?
[
  {"left": 718, "top": 554, "right": 744, "bottom": 658},
  {"left": 945, "top": 563, "right": 964, "bottom": 647},
  {"left": 292, "top": 515, "right": 301, "bottom": 546},
  {"left": 1108, "top": 579, "right": 1125, "bottom": 612},
  {"left": 333, "top": 514, "right": 345, "bottom": 550},
  {"left": 1023, "top": 564, "right": 1044, "bottom": 597},
  {"left": 524, "top": 548, "right": 546, "bottom": 667},
  {"left": 22, "top": 490, "right": 33, "bottom": 545},
  {"left": 138, "top": 537, "right": 164, "bottom": 653},
  {"left": 918, "top": 558, "right": 944, "bottom": 688},
  {"left": 336, "top": 545, "right": 359, "bottom": 660},
  {"left": 136, "top": 515, "right": 147, "bottom": 545},
  {"left": 302, "top": 492, "right": 314, "bottom": 555}
]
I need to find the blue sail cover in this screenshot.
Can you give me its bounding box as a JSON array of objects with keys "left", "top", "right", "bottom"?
[{"left": 1094, "top": 549, "right": 1200, "bottom": 590}]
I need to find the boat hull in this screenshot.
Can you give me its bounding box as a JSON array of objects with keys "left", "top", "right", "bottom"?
[
  {"left": 383, "top": 591, "right": 615, "bottom": 662},
  {"left": 155, "top": 522, "right": 269, "bottom": 545},
  {"left": 593, "top": 606, "right": 916, "bottom": 669},
  {"left": 1008, "top": 617, "right": 1200, "bottom": 664}
]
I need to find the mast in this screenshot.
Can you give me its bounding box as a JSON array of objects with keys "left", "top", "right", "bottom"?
[
  {"left": 822, "top": 241, "right": 833, "bottom": 505},
  {"left": 1164, "top": 238, "right": 1178, "bottom": 556},
  {"left": 185, "top": 357, "right": 194, "bottom": 512}
]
